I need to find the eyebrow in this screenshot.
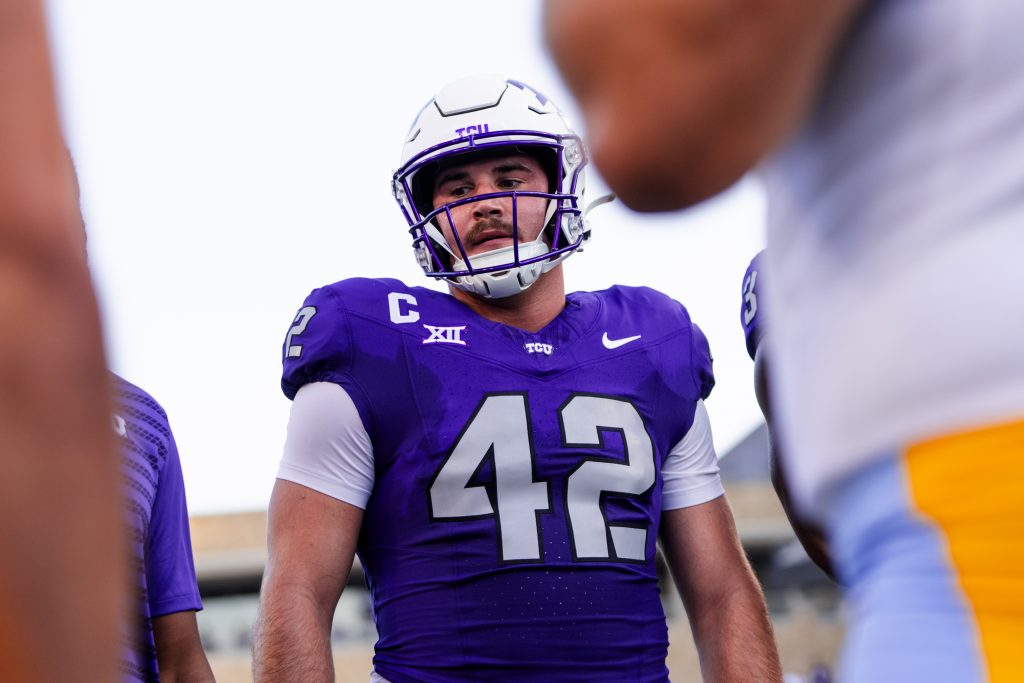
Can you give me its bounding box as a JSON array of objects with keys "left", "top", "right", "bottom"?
[{"left": 435, "top": 161, "right": 536, "bottom": 188}]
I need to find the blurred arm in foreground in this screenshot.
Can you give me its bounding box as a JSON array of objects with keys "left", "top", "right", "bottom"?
[
  {"left": 0, "top": 1, "right": 124, "bottom": 680},
  {"left": 543, "top": 0, "right": 864, "bottom": 211}
]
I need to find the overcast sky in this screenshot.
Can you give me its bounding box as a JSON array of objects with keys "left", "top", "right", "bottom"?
[{"left": 48, "top": 0, "right": 766, "bottom": 515}]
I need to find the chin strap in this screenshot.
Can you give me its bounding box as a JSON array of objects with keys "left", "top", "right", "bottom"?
[{"left": 451, "top": 233, "right": 549, "bottom": 298}]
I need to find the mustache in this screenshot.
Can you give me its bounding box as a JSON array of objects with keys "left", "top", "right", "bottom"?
[{"left": 462, "top": 217, "right": 515, "bottom": 245}]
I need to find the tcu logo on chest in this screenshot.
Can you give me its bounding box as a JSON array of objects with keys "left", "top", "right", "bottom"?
[
  {"left": 388, "top": 292, "right": 468, "bottom": 346},
  {"left": 524, "top": 342, "right": 552, "bottom": 355}
]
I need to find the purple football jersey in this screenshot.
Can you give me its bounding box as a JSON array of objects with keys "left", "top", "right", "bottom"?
[
  {"left": 740, "top": 250, "right": 767, "bottom": 361},
  {"left": 113, "top": 375, "right": 203, "bottom": 683},
  {"left": 282, "top": 279, "right": 715, "bottom": 683}
]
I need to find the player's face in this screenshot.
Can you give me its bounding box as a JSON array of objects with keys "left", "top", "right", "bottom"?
[{"left": 431, "top": 153, "right": 550, "bottom": 260}]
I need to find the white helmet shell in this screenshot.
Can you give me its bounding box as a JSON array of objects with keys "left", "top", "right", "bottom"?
[{"left": 392, "top": 74, "right": 590, "bottom": 298}]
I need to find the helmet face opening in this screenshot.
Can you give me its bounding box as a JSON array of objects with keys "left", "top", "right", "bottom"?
[
  {"left": 410, "top": 144, "right": 560, "bottom": 219},
  {"left": 414, "top": 188, "right": 582, "bottom": 278},
  {"left": 392, "top": 75, "right": 591, "bottom": 299}
]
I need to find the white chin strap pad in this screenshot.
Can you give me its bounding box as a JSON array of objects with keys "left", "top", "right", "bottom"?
[{"left": 451, "top": 237, "right": 550, "bottom": 298}]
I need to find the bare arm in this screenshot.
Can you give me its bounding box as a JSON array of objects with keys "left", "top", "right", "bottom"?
[
  {"left": 0, "top": 2, "right": 123, "bottom": 681},
  {"left": 544, "top": 0, "right": 865, "bottom": 210},
  {"left": 754, "top": 346, "right": 835, "bottom": 580},
  {"left": 153, "top": 611, "right": 215, "bottom": 683},
  {"left": 253, "top": 480, "right": 363, "bottom": 682},
  {"left": 660, "top": 497, "right": 782, "bottom": 682}
]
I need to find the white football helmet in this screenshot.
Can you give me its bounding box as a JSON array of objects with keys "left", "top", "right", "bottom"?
[{"left": 393, "top": 74, "right": 591, "bottom": 298}]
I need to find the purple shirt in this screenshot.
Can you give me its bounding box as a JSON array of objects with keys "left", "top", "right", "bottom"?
[
  {"left": 113, "top": 375, "right": 203, "bottom": 683},
  {"left": 282, "top": 279, "right": 715, "bottom": 683}
]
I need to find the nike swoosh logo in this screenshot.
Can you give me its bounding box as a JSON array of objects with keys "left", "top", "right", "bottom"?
[{"left": 602, "top": 332, "right": 642, "bottom": 350}]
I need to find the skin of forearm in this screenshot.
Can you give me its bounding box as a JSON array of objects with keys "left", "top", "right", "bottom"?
[
  {"left": 1, "top": 3, "right": 125, "bottom": 679},
  {"left": 662, "top": 501, "right": 782, "bottom": 683},
  {"left": 757, "top": 349, "right": 837, "bottom": 580},
  {"left": 0, "top": 249, "right": 124, "bottom": 682},
  {"left": 157, "top": 664, "right": 216, "bottom": 683},
  {"left": 253, "top": 586, "right": 336, "bottom": 682},
  {"left": 0, "top": 0, "right": 88, "bottom": 257},
  {"left": 689, "top": 577, "right": 782, "bottom": 683},
  {"left": 769, "top": 449, "right": 836, "bottom": 580},
  {"left": 154, "top": 647, "right": 216, "bottom": 683},
  {"left": 153, "top": 615, "right": 215, "bottom": 683},
  {"left": 0, "top": 54, "right": 122, "bottom": 681}
]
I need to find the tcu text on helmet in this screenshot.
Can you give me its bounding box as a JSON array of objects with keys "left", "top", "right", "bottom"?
[{"left": 456, "top": 124, "right": 490, "bottom": 137}]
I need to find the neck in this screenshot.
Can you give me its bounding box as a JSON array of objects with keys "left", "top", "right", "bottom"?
[{"left": 450, "top": 266, "right": 566, "bottom": 333}]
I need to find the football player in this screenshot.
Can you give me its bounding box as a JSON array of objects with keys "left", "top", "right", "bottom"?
[
  {"left": 740, "top": 252, "right": 833, "bottom": 580},
  {"left": 113, "top": 375, "right": 214, "bottom": 682},
  {"left": 254, "top": 75, "right": 781, "bottom": 682},
  {"left": 546, "top": 0, "right": 1024, "bottom": 680},
  {"left": 0, "top": 1, "right": 124, "bottom": 680}
]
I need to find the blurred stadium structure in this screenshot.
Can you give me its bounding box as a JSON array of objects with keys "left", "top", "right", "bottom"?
[{"left": 192, "top": 424, "right": 843, "bottom": 682}]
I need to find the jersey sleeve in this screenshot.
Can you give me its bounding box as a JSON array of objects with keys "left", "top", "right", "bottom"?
[
  {"left": 277, "top": 382, "right": 375, "bottom": 509},
  {"left": 740, "top": 250, "right": 767, "bottom": 361},
  {"left": 661, "top": 400, "right": 724, "bottom": 510},
  {"left": 144, "top": 423, "right": 203, "bottom": 618},
  {"left": 281, "top": 285, "right": 356, "bottom": 401},
  {"left": 690, "top": 321, "right": 715, "bottom": 401}
]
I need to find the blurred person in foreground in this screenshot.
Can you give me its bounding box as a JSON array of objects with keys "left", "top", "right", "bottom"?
[
  {"left": 0, "top": 0, "right": 124, "bottom": 680},
  {"left": 546, "top": 1, "right": 1024, "bottom": 681},
  {"left": 1, "top": 1, "right": 214, "bottom": 677},
  {"left": 254, "top": 74, "right": 780, "bottom": 683}
]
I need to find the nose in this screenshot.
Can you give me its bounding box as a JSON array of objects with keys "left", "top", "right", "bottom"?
[{"left": 471, "top": 192, "right": 505, "bottom": 221}]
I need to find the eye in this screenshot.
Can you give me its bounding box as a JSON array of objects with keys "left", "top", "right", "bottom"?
[
  {"left": 447, "top": 184, "right": 472, "bottom": 198},
  {"left": 496, "top": 177, "right": 523, "bottom": 190}
]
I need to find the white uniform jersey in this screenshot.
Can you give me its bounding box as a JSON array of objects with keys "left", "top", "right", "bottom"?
[{"left": 761, "top": 0, "right": 1024, "bottom": 513}]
